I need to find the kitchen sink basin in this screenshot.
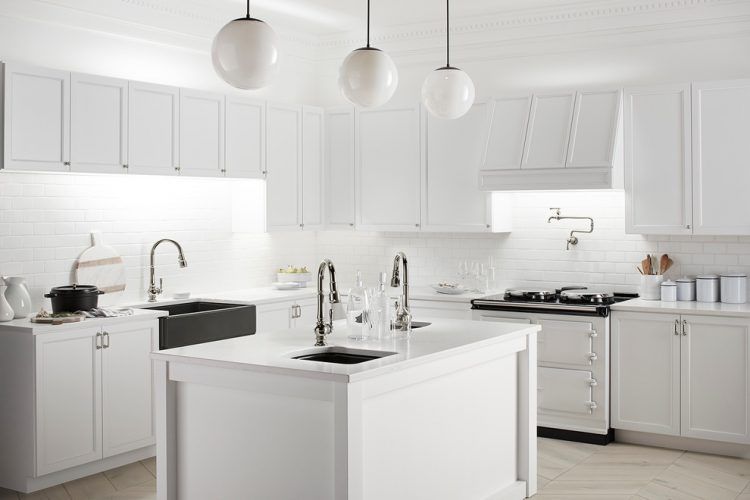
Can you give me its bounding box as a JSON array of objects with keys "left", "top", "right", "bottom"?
[
  {"left": 143, "top": 300, "right": 256, "bottom": 349},
  {"left": 411, "top": 321, "right": 431, "bottom": 329},
  {"left": 291, "top": 347, "right": 397, "bottom": 365}
]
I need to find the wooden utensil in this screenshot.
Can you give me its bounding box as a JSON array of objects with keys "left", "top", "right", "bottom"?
[
  {"left": 659, "top": 254, "right": 669, "bottom": 275},
  {"left": 642, "top": 255, "right": 652, "bottom": 275},
  {"left": 637, "top": 267, "right": 644, "bottom": 275}
]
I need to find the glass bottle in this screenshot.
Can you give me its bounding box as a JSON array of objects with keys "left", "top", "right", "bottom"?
[
  {"left": 369, "top": 272, "right": 391, "bottom": 341},
  {"left": 346, "top": 270, "right": 370, "bottom": 340}
]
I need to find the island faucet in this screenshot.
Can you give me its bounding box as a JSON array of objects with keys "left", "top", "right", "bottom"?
[
  {"left": 390, "top": 251, "right": 412, "bottom": 331},
  {"left": 147, "top": 239, "right": 187, "bottom": 302},
  {"left": 314, "top": 258, "right": 341, "bottom": 346}
]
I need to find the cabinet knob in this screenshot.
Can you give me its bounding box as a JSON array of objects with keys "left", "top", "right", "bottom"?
[
  {"left": 220, "top": 168, "right": 226, "bottom": 174},
  {"left": 262, "top": 170, "right": 268, "bottom": 175},
  {"left": 486, "top": 224, "right": 491, "bottom": 229},
  {"left": 415, "top": 223, "right": 420, "bottom": 228},
  {"left": 349, "top": 223, "right": 355, "bottom": 227},
  {"left": 686, "top": 224, "right": 691, "bottom": 229},
  {"left": 174, "top": 166, "right": 181, "bottom": 172},
  {"left": 63, "top": 161, "right": 71, "bottom": 167},
  {"left": 122, "top": 164, "right": 129, "bottom": 169}
]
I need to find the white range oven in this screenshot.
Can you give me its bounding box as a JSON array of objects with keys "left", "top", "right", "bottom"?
[{"left": 472, "top": 288, "right": 635, "bottom": 445}]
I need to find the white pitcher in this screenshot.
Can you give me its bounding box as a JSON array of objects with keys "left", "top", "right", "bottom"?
[
  {"left": 4, "top": 276, "right": 32, "bottom": 319},
  {"left": 0, "top": 285, "right": 14, "bottom": 322}
]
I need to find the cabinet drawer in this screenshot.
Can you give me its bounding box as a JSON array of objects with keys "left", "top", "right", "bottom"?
[
  {"left": 539, "top": 367, "right": 594, "bottom": 416},
  {"left": 538, "top": 319, "right": 595, "bottom": 367}
]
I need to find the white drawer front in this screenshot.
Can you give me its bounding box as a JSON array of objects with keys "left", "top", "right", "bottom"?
[
  {"left": 538, "top": 367, "right": 594, "bottom": 416},
  {"left": 537, "top": 319, "right": 595, "bottom": 367}
]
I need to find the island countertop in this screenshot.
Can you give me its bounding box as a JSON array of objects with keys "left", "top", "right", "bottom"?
[{"left": 152, "top": 318, "right": 539, "bottom": 383}]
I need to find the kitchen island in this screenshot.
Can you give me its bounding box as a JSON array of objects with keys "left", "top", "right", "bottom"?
[{"left": 152, "top": 318, "right": 539, "bottom": 500}]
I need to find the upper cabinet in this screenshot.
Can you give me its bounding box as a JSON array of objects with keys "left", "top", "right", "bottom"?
[
  {"left": 691, "top": 79, "right": 750, "bottom": 235},
  {"left": 266, "top": 103, "right": 302, "bottom": 231},
  {"left": 422, "top": 101, "right": 493, "bottom": 232},
  {"left": 624, "top": 84, "right": 692, "bottom": 235},
  {"left": 127, "top": 82, "right": 179, "bottom": 176},
  {"left": 480, "top": 88, "right": 622, "bottom": 191},
  {"left": 324, "top": 107, "right": 356, "bottom": 230},
  {"left": 301, "top": 106, "right": 324, "bottom": 230},
  {"left": 179, "top": 89, "right": 224, "bottom": 177},
  {"left": 522, "top": 92, "right": 576, "bottom": 170},
  {"left": 3, "top": 63, "right": 70, "bottom": 172},
  {"left": 70, "top": 73, "right": 128, "bottom": 174},
  {"left": 483, "top": 96, "right": 531, "bottom": 170},
  {"left": 625, "top": 79, "right": 750, "bottom": 236},
  {"left": 356, "top": 105, "right": 421, "bottom": 231},
  {"left": 225, "top": 96, "right": 265, "bottom": 179}
]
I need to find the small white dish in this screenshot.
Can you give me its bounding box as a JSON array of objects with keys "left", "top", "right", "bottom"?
[
  {"left": 273, "top": 282, "right": 303, "bottom": 290},
  {"left": 173, "top": 292, "right": 191, "bottom": 299},
  {"left": 431, "top": 284, "right": 467, "bottom": 295}
]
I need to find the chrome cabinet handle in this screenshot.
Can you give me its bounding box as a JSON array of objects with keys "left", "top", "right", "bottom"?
[
  {"left": 102, "top": 332, "right": 110, "bottom": 348},
  {"left": 682, "top": 319, "right": 688, "bottom": 336},
  {"left": 95, "top": 333, "right": 102, "bottom": 350},
  {"left": 586, "top": 401, "right": 598, "bottom": 414},
  {"left": 674, "top": 319, "right": 680, "bottom": 336}
]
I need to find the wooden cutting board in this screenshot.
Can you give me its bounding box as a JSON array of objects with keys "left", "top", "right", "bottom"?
[{"left": 75, "top": 232, "right": 126, "bottom": 300}]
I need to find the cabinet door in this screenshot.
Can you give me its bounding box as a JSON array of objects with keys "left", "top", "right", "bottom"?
[
  {"left": 483, "top": 96, "right": 531, "bottom": 170},
  {"left": 538, "top": 367, "right": 594, "bottom": 416},
  {"left": 357, "top": 105, "right": 421, "bottom": 231},
  {"left": 256, "top": 302, "right": 292, "bottom": 331},
  {"left": 128, "top": 82, "right": 179, "bottom": 175},
  {"left": 266, "top": 104, "right": 302, "bottom": 231},
  {"left": 179, "top": 89, "right": 224, "bottom": 177},
  {"left": 70, "top": 73, "right": 128, "bottom": 174},
  {"left": 225, "top": 96, "right": 265, "bottom": 178},
  {"left": 101, "top": 321, "right": 158, "bottom": 457},
  {"left": 521, "top": 92, "right": 575, "bottom": 169},
  {"left": 692, "top": 80, "right": 750, "bottom": 235},
  {"left": 292, "top": 299, "right": 317, "bottom": 328},
  {"left": 3, "top": 63, "right": 70, "bottom": 172},
  {"left": 325, "top": 107, "right": 356, "bottom": 229},
  {"left": 611, "top": 312, "right": 680, "bottom": 435},
  {"left": 566, "top": 90, "right": 621, "bottom": 168},
  {"left": 422, "top": 101, "right": 491, "bottom": 232},
  {"left": 681, "top": 315, "right": 750, "bottom": 443},
  {"left": 36, "top": 328, "right": 102, "bottom": 475},
  {"left": 624, "top": 84, "right": 692, "bottom": 234},
  {"left": 302, "top": 106, "right": 324, "bottom": 230}
]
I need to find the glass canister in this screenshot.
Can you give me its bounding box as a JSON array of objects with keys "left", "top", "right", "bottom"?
[{"left": 676, "top": 277, "right": 696, "bottom": 301}]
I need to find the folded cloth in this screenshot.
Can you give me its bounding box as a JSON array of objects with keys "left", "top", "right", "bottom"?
[{"left": 77, "top": 307, "right": 134, "bottom": 318}]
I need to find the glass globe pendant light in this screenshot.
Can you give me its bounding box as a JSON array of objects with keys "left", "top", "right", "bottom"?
[
  {"left": 211, "top": 0, "right": 279, "bottom": 90},
  {"left": 339, "top": 0, "right": 398, "bottom": 108},
  {"left": 421, "top": 0, "right": 475, "bottom": 119}
]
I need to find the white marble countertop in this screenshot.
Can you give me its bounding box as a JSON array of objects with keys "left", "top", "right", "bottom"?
[
  {"left": 152, "top": 318, "right": 538, "bottom": 383},
  {"left": 0, "top": 308, "right": 168, "bottom": 335},
  {"left": 612, "top": 298, "right": 750, "bottom": 318}
]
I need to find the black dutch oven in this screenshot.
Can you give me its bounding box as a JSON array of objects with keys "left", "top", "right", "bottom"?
[{"left": 44, "top": 285, "right": 104, "bottom": 313}]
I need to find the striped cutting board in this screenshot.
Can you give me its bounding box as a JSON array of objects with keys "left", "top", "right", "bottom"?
[{"left": 75, "top": 231, "right": 126, "bottom": 296}]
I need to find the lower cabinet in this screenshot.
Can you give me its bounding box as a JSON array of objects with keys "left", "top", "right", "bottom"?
[
  {"left": 256, "top": 298, "right": 316, "bottom": 332},
  {"left": 35, "top": 320, "right": 158, "bottom": 475},
  {"left": 612, "top": 311, "right": 750, "bottom": 444}
]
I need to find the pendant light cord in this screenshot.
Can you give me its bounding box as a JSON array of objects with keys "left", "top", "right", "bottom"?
[
  {"left": 366, "top": 0, "right": 371, "bottom": 48},
  {"left": 246, "top": 0, "right": 250, "bottom": 19},
  {"left": 445, "top": 0, "right": 450, "bottom": 67}
]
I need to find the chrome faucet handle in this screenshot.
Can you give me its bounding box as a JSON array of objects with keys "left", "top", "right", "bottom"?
[{"left": 159, "top": 278, "right": 163, "bottom": 294}]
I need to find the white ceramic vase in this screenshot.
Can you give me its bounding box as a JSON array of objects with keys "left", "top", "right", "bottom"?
[
  {"left": 0, "top": 285, "right": 14, "bottom": 322},
  {"left": 4, "top": 276, "right": 32, "bottom": 319}
]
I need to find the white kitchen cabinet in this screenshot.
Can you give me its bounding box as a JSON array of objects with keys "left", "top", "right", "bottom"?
[
  {"left": 325, "top": 107, "right": 356, "bottom": 230},
  {"left": 611, "top": 312, "right": 680, "bottom": 436},
  {"left": 692, "top": 80, "right": 750, "bottom": 235},
  {"left": 101, "top": 321, "right": 157, "bottom": 458},
  {"left": 35, "top": 327, "right": 102, "bottom": 475},
  {"left": 225, "top": 96, "right": 265, "bottom": 179},
  {"left": 421, "top": 101, "right": 493, "bottom": 232},
  {"left": 70, "top": 73, "right": 128, "bottom": 174},
  {"left": 179, "top": 89, "right": 224, "bottom": 177},
  {"left": 624, "top": 84, "right": 692, "bottom": 235},
  {"left": 566, "top": 90, "right": 622, "bottom": 168},
  {"left": 34, "top": 320, "right": 158, "bottom": 477},
  {"left": 3, "top": 62, "right": 70, "bottom": 172},
  {"left": 128, "top": 82, "right": 179, "bottom": 175},
  {"left": 356, "top": 105, "right": 421, "bottom": 231},
  {"left": 302, "top": 106, "right": 324, "bottom": 230},
  {"left": 266, "top": 103, "right": 302, "bottom": 231},
  {"left": 256, "top": 298, "right": 316, "bottom": 332},
  {"left": 483, "top": 95, "right": 532, "bottom": 170},
  {"left": 681, "top": 315, "right": 750, "bottom": 444},
  {"left": 521, "top": 92, "right": 575, "bottom": 170},
  {"left": 612, "top": 311, "right": 750, "bottom": 444}
]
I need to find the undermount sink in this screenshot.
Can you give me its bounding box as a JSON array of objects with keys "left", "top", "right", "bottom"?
[
  {"left": 291, "top": 347, "right": 397, "bottom": 365},
  {"left": 411, "top": 321, "right": 431, "bottom": 329}
]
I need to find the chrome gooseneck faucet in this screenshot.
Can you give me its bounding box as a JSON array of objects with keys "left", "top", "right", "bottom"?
[
  {"left": 547, "top": 208, "right": 595, "bottom": 250},
  {"left": 390, "top": 251, "right": 412, "bottom": 331},
  {"left": 147, "top": 239, "right": 187, "bottom": 302},
  {"left": 314, "top": 259, "right": 341, "bottom": 346}
]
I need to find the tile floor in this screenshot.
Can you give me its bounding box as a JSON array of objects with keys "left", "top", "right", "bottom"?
[{"left": 2, "top": 439, "right": 750, "bottom": 499}]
